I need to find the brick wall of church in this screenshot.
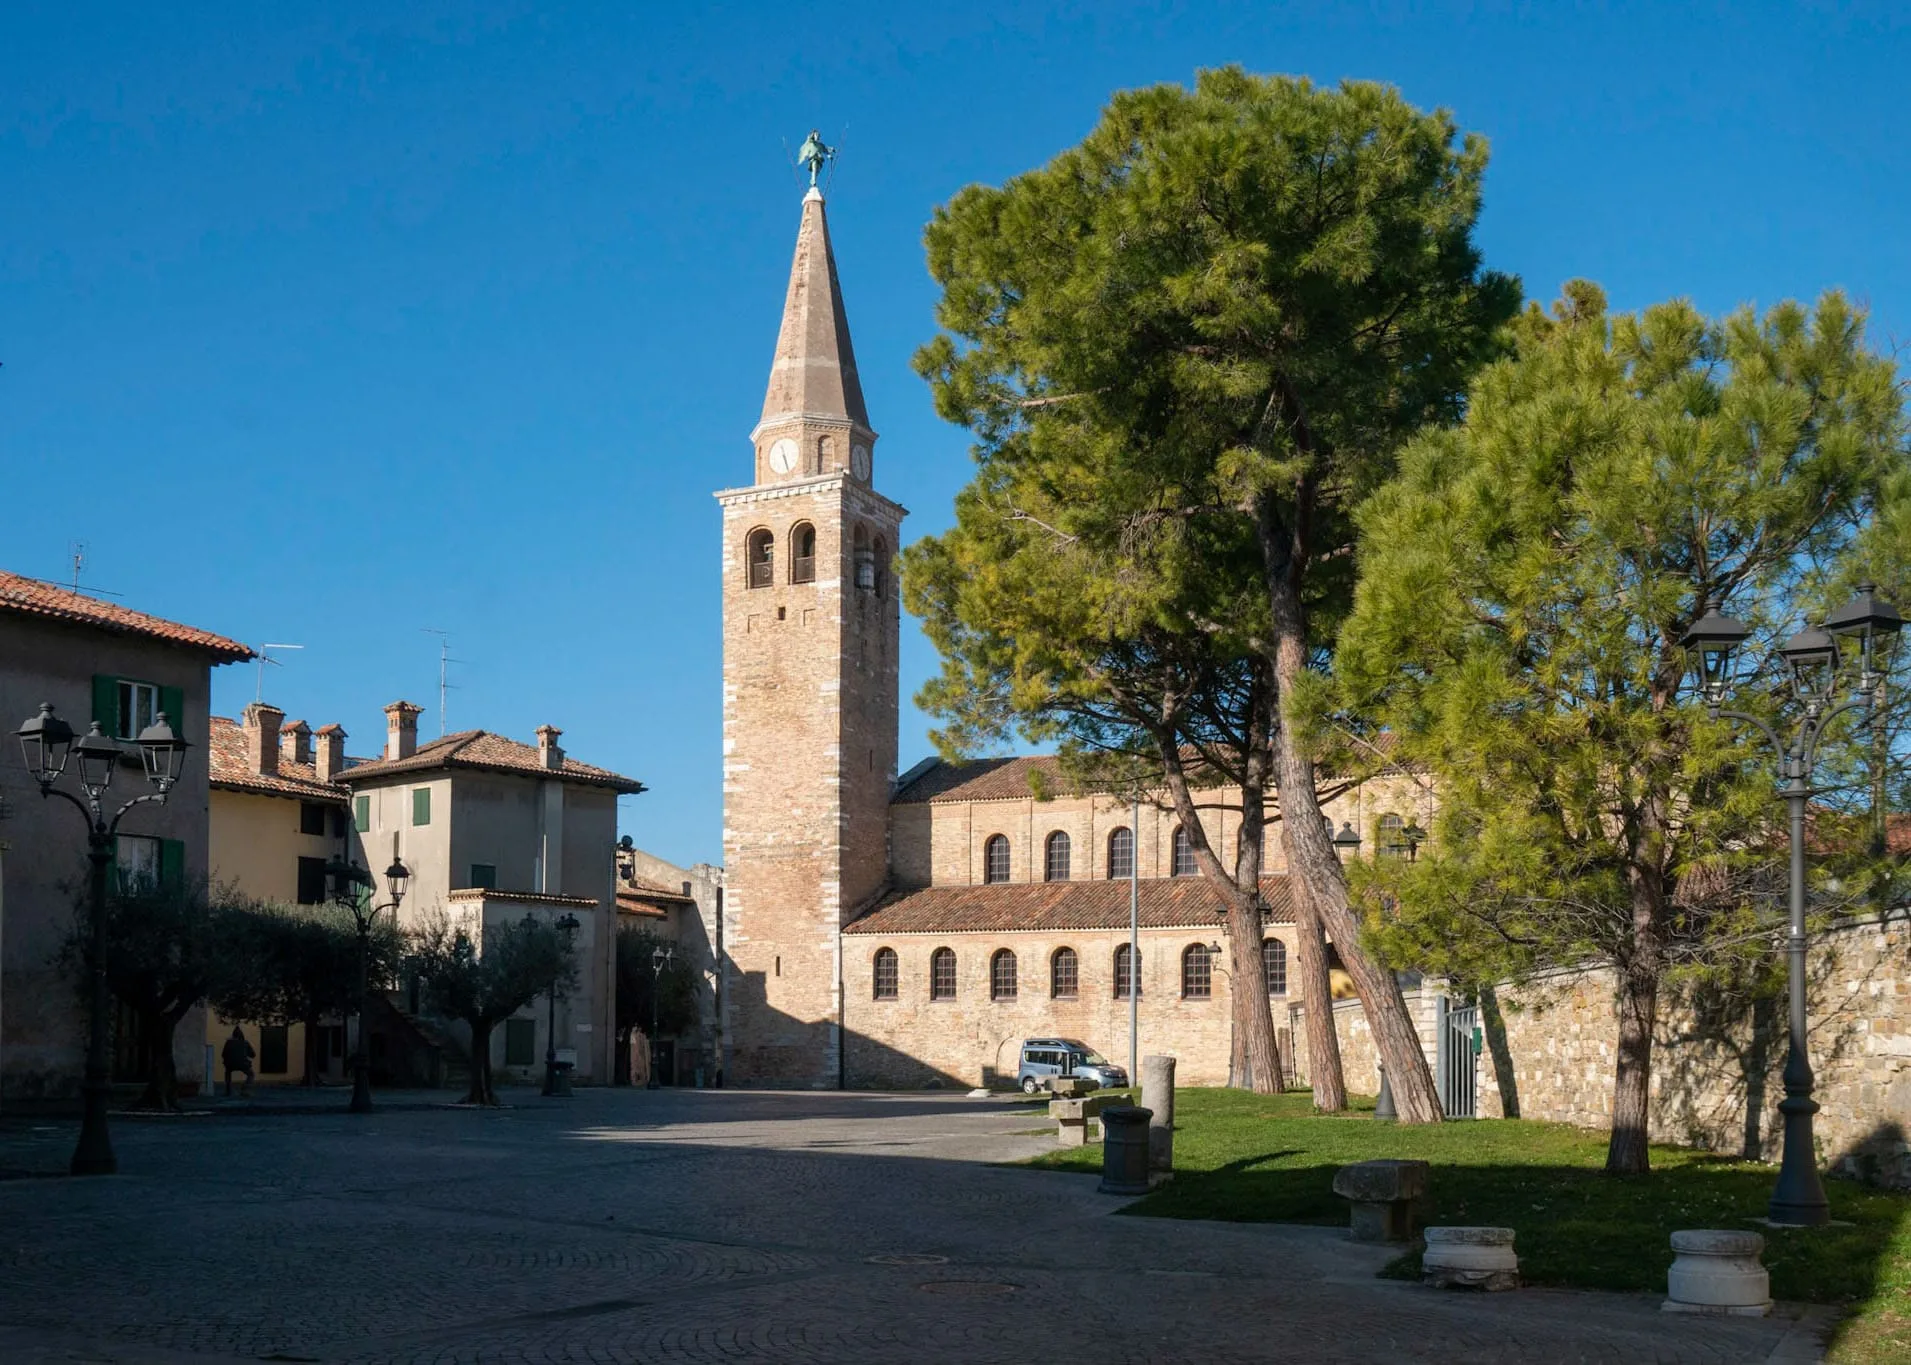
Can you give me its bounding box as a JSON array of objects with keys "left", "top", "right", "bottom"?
[{"left": 842, "top": 927, "right": 1300, "bottom": 1088}]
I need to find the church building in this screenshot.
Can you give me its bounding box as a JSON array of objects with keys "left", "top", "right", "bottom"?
[{"left": 717, "top": 177, "right": 1426, "bottom": 1090}]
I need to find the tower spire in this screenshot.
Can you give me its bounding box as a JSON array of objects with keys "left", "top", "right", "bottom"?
[{"left": 759, "top": 186, "right": 870, "bottom": 432}]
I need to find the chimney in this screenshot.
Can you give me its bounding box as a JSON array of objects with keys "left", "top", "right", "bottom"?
[
  {"left": 242, "top": 702, "right": 284, "bottom": 777},
  {"left": 281, "top": 719, "right": 312, "bottom": 768},
  {"left": 314, "top": 724, "right": 346, "bottom": 785},
  {"left": 536, "top": 724, "right": 564, "bottom": 770},
  {"left": 385, "top": 701, "right": 423, "bottom": 760}
]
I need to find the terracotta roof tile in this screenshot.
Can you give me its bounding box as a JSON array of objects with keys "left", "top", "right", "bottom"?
[
  {"left": 207, "top": 717, "right": 349, "bottom": 804},
  {"left": 339, "top": 730, "right": 645, "bottom": 794},
  {"left": 616, "top": 893, "right": 669, "bottom": 919},
  {"left": 619, "top": 876, "right": 696, "bottom": 905},
  {"left": 446, "top": 889, "right": 599, "bottom": 908},
  {"left": 0, "top": 571, "right": 252, "bottom": 662},
  {"left": 843, "top": 876, "right": 1295, "bottom": 936}
]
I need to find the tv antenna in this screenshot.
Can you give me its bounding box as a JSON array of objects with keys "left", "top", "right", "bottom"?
[
  {"left": 422, "top": 629, "right": 461, "bottom": 736},
  {"left": 62, "top": 543, "right": 121, "bottom": 597},
  {"left": 255, "top": 643, "right": 305, "bottom": 702}
]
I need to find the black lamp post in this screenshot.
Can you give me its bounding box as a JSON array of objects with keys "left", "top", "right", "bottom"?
[
  {"left": 325, "top": 854, "right": 409, "bottom": 1114},
  {"left": 647, "top": 943, "right": 675, "bottom": 1090},
  {"left": 15, "top": 702, "right": 187, "bottom": 1176},
  {"left": 1680, "top": 583, "right": 1902, "bottom": 1226},
  {"left": 542, "top": 911, "right": 581, "bottom": 1096}
]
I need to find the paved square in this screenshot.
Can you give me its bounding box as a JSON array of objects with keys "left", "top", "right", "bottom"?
[{"left": 0, "top": 1091, "right": 1819, "bottom": 1363}]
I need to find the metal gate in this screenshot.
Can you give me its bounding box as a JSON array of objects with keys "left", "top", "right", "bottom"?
[{"left": 1437, "top": 999, "right": 1480, "bottom": 1119}]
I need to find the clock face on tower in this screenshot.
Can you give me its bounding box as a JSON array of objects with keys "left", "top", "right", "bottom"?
[
  {"left": 767, "top": 437, "right": 799, "bottom": 475},
  {"left": 850, "top": 443, "right": 871, "bottom": 480}
]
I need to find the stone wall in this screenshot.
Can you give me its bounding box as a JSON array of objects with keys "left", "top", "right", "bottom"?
[
  {"left": 1290, "top": 915, "right": 1911, "bottom": 1190},
  {"left": 843, "top": 926, "right": 1300, "bottom": 1089}
]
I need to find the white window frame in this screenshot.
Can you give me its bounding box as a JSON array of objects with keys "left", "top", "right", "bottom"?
[
  {"left": 116, "top": 680, "right": 160, "bottom": 741},
  {"left": 117, "top": 834, "right": 162, "bottom": 894}
]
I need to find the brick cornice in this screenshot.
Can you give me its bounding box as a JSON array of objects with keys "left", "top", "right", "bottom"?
[{"left": 715, "top": 474, "right": 908, "bottom": 521}]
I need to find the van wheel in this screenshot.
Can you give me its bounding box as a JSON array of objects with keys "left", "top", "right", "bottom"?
[{"left": 1021, "top": 1076, "right": 1039, "bottom": 1095}]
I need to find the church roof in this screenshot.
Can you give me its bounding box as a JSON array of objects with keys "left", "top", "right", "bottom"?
[
  {"left": 759, "top": 188, "right": 869, "bottom": 431},
  {"left": 843, "top": 876, "right": 1296, "bottom": 936}
]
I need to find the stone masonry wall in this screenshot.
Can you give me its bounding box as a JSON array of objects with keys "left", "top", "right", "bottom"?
[
  {"left": 1290, "top": 916, "right": 1911, "bottom": 1190},
  {"left": 843, "top": 926, "right": 1301, "bottom": 1089}
]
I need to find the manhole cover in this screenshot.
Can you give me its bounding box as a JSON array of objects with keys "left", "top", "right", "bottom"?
[
  {"left": 867, "top": 1253, "right": 950, "bottom": 1266},
  {"left": 918, "top": 1280, "right": 1016, "bottom": 1296}
]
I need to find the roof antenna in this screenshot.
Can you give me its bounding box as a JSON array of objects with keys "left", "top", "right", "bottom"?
[
  {"left": 422, "top": 629, "right": 461, "bottom": 736},
  {"left": 255, "top": 643, "right": 305, "bottom": 703},
  {"left": 57, "top": 542, "right": 121, "bottom": 598}
]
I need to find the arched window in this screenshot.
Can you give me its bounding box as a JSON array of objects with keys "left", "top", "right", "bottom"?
[
  {"left": 814, "top": 434, "right": 832, "bottom": 475},
  {"left": 983, "top": 834, "right": 1011, "bottom": 884},
  {"left": 746, "top": 529, "right": 774, "bottom": 589},
  {"left": 1105, "top": 826, "right": 1134, "bottom": 880},
  {"left": 1378, "top": 812, "right": 1407, "bottom": 857},
  {"left": 1181, "top": 943, "right": 1214, "bottom": 999},
  {"left": 1113, "top": 943, "right": 1141, "bottom": 1000},
  {"left": 1171, "top": 825, "right": 1197, "bottom": 876},
  {"left": 872, "top": 947, "right": 898, "bottom": 1000},
  {"left": 1044, "top": 830, "right": 1072, "bottom": 882},
  {"left": 872, "top": 536, "right": 888, "bottom": 599},
  {"left": 853, "top": 524, "right": 875, "bottom": 592},
  {"left": 1050, "top": 947, "right": 1078, "bottom": 999},
  {"left": 930, "top": 947, "right": 957, "bottom": 1001},
  {"left": 791, "top": 523, "right": 817, "bottom": 584},
  {"left": 990, "top": 949, "right": 1018, "bottom": 1000},
  {"left": 1262, "top": 938, "right": 1288, "bottom": 997}
]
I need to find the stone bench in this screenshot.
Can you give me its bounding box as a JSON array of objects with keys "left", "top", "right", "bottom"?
[
  {"left": 1050, "top": 1075, "right": 1101, "bottom": 1098},
  {"left": 1423, "top": 1226, "right": 1519, "bottom": 1290},
  {"left": 1050, "top": 1092, "right": 1120, "bottom": 1147},
  {"left": 1664, "top": 1230, "right": 1770, "bottom": 1316},
  {"left": 1331, "top": 1158, "right": 1429, "bottom": 1242}
]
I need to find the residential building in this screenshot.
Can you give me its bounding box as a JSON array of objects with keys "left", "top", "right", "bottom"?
[
  {"left": 614, "top": 841, "right": 722, "bottom": 1084},
  {"left": 0, "top": 571, "right": 250, "bottom": 1101},
  {"left": 203, "top": 704, "right": 354, "bottom": 1085},
  {"left": 338, "top": 705, "right": 645, "bottom": 1085}
]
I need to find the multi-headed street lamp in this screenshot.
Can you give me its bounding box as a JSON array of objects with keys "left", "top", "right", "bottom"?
[
  {"left": 324, "top": 854, "right": 410, "bottom": 1114},
  {"left": 15, "top": 702, "right": 187, "bottom": 1175},
  {"left": 1680, "top": 582, "right": 1902, "bottom": 1226},
  {"left": 647, "top": 943, "right": 675, "bottom": 1090}
]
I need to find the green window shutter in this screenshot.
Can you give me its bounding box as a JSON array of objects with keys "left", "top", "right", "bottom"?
[
  {"left": 354, "top": 795, "right": 371, "bottom": 833},
  {"left": 92, "top": 675, "right": 119, "bottom": 734},
  {"left": 412, "top": 788, "right": 431, "bottom": 827},
  {"left": 160, "top": 839, "right": 186, "bottom": 892},
  {"left": 159, "top": 685, "right": 184, "bottom": 737}
]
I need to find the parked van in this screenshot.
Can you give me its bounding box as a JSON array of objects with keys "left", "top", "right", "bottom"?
[{"left": 1017, "top": 1038, "right": 1127, "bottom": 1094}]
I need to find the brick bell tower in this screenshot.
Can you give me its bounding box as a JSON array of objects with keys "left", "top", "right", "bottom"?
[{"left": 716, "top": 178, "right": 904, "bottom": 1087}]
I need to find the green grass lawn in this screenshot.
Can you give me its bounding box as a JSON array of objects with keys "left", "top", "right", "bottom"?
[{"left": 1022, "top": 1087, "right": 1910, "bottom": 1362}]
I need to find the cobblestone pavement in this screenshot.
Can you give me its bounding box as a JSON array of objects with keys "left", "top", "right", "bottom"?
[{"left": 0, "top": 1089, "right": 1823, "bottom": 1363}]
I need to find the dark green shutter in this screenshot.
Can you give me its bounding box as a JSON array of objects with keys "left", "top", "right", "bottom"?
[
  {"left": 159, "top": 685, "right": 184, "bottom": 738},
  {"left": 412, "top": 788, "right": 431, "bottom": 826},
  {"left": 160, "top": 839, "right": 186, "bottom": 892},
  {"left": 92, "top": 675, "right": 118, "bottom": 734},
  {"left": 354, "top": 795, "right": 370, "bottom": 833}
]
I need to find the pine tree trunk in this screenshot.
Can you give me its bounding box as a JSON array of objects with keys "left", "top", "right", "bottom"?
[
  {"left": 467, "top": 1020, "right": 495, "bottom": 1105},
  {"left": 1606, "top": 955, "right": 1658, "bottom": 1174},
  {"left": 1288, "top": 883, "right": 1345, "bottom": 1110},
  {"left": 1224, "top": 895, "right": 1283, "bottom": 1094},
  {"left": 1266, "top": 569, "right": 1441, "bottom": 1123}
]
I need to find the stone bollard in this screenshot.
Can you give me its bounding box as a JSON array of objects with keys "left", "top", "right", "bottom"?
[
  {"left": 1423, "top": 1227, "right": 1519, "bottom": 1291},
  {"left": 1663, "top": 1231, "right": 1771, "bottom": 1316},
  {"left": 1142, "top": 1054, "right": 1176, "bottom": 1172},
  {"left": 1098, "top": 1106, "right": 1154, "bottom": 1195},
  {"left": 1331, "top": 1159, "right": 1429, "bottom": 1242}
]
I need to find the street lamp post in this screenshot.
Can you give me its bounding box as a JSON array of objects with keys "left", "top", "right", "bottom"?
[
  {"left": 325, "top": 855, "right": 410, "bottom": 1114},
  {"left": 15, "top": 702, "right": 188, "bottom": 1176},
  {"left": 1327, "top": 820, "right": 1398, "bottom": 1121},
  {"left": 543, "top": 912, "right": 580, "bottom": 1097},
  {"left": 1680, "top": 583, "right": 1902, "bottom": 1227},
  {"left": 647, "top": 943, "right": 675, "bottom": 1090}
]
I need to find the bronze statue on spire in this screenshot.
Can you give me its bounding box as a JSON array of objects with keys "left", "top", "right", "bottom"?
[{"left": 796, "top": 129, "right": 835, "bottom": 189}]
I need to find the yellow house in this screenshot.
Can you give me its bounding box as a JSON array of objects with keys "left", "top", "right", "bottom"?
[{"left": 204, "top": 703, "right": 353, "bottom": 1087}]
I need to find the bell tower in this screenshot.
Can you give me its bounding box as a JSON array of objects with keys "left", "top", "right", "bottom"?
[{"left": 716, "top": 177, "right": 904, "bottom": 1087}]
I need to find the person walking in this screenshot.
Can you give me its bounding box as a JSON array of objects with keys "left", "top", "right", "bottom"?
[{"left": 221, "top": 1026, "right": 255, "bottom": 1098}]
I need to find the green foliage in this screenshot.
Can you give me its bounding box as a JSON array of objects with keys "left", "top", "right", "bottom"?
[
  {"left": 212, "top": 902, "right": 402, "bottom": 1035},
  {"left": 614, "top": 926, "right": 698, "bottom": 1040},
  {"left": 1025, "top": 1087, "right": 1910, "bottom": 1324},
  {"left": 409, "top": 912, "right": 580, "bottom": 1104}
]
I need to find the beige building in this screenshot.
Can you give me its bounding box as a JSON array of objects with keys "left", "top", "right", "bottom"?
[
  {"left": 614, "top": 842, "right": 722, "bottom": 1084},
  {"left": 716, "top": 183, "right": 1431, "bottom": 1090},
  {"left": 204, "top": 704, "right": 354, "bottom": 1085},
  {"left": 338, "top": 704, "right": 645, "bottom": 1085},
  {"left": 0, "top": 570, "right": 251, "bottom": 1101}
]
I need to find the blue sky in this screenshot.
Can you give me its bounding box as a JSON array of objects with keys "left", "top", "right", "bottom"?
[{"left": 4, "top": 2, "right": 1907, "bottom": 866}]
